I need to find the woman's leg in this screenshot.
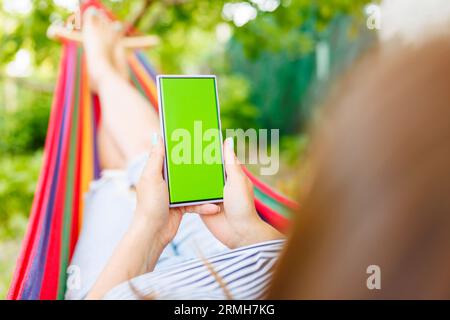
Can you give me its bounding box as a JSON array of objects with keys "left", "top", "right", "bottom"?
[{"left": 82, "top": 9, "right": 160, "bottom": 170}]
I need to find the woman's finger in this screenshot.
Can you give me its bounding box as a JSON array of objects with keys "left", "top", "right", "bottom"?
[
  {"left": 141, "top": 132, "right": 165, "bottom": 181},
  {"left": 183, "top": 203, "right": 221, "bottom": 215}
]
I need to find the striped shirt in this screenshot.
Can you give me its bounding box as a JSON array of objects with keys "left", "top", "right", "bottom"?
[{"left": 104, "top": 239, "right": 285, "bottom": 300}]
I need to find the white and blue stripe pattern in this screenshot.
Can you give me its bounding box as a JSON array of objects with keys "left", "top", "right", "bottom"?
[{"left": 104, "top": 239, "right": 285, "bottom": 300}]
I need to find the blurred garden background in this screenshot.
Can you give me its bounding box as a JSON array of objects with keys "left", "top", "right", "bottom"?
[{"left": 0, "top": 0, "right": 376, "bottom": 298}]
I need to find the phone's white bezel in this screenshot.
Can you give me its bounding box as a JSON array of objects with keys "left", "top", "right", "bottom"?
[{"left": 157, "top": 75, "right": 226, "bottom": 208}]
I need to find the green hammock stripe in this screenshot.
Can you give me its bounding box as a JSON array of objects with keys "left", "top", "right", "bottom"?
[
  {"left": 129, "top": 69, "right": 148, "bottom": 101},
  {"left": 57, "top": 47, "right": 83, "bottom": 299},
  {"left": 254, "top": 187, "right": 292, "bottom": 219}
]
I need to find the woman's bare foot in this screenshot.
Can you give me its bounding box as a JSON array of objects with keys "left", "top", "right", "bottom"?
[{"left": 82, "top": 8, "right": 129, "bottom": 92}]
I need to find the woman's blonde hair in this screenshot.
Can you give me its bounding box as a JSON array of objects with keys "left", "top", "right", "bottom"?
[{"left": 268, "top": 37, "right": 450, "bottom": 299}]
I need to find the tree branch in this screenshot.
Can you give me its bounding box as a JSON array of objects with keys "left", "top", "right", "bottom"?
[
  {"left": 0, "top": 74, "right": 54, "bottom": 94},
  {"left": 130, "top": 0, "right": 154, "bottom": 28}
]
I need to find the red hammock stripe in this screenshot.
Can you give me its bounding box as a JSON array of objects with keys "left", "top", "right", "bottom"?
[
  {"left": 128, "top": 54, "right": 159, "bottom": 109},
  {"left": 242, "top": 166, "right": 298, "bottom": 210},
  {"left": 255, "top": 198, "right": 289, "bottom": 232}
]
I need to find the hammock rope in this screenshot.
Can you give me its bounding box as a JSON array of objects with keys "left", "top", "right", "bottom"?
[{"left": 8, "top": 0, "right": 297, "bottom": 300}]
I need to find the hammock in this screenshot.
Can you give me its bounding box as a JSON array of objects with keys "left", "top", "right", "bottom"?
[{"left": 8, "top": 0, "right": 298, "bottom": 300}]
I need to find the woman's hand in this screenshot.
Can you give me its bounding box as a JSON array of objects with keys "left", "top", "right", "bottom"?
[
  {"left": 87, "top": 133, "right": 220, "bottom": 300},
  {"left": 133, "top": 133, "right": 220, "bottom": 249},
  {"left": 200, "top": 138, "right": 284, "bottom": 249}
]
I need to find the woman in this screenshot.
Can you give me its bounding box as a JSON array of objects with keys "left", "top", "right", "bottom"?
[
  {"left": 66, "top": 8, "right": 283, "bottom": 300},
  {"left": 70, "top": 8, "right": 450, "bottom": 301}
]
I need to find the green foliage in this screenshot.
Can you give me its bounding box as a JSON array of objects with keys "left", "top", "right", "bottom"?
[
  {"left": 280, "top": 133, "right": 309, "bottom": 166},
  {"left": 0, "top": 97, "right": 50, "bottom": 154},
  {"left": 1, "top": 0, "right": 372, "bottom": 72},
  {"left": 1, "top": 1, "right": 65, "bottom": 66},
  {"left": 218, "top": 74, "right": 259, "bottom": 130},
  {"left": 230, "top": 14, "right": 375, "bottom": 135},
  {"left": 0, "top": 151, "right": 42, "bottom": 238}
]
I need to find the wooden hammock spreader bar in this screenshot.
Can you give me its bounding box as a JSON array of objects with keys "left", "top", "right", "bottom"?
[{"left": 47, "top": 25, "right": 160, "bottom": 49}]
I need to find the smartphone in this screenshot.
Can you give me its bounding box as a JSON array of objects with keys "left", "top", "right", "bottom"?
[{"left": 157, "top": 75, "right": 225, "bottom": 207}]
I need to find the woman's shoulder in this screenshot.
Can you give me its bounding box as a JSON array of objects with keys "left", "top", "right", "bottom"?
[{"left": 104, "top": 239, "right": 285, "bottom": 300}]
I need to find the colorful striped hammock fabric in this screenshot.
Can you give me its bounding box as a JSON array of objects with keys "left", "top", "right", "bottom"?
[{"left": 8, "top": 1, "right": 297, "bottom": 300}]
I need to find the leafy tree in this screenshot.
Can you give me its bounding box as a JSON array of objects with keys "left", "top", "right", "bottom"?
[{"left": 1, "top": 0, "right": 372, "bottom": 72}]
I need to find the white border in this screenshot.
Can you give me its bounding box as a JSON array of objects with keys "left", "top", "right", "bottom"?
[{"left": 157, "top": 75, "right": 226, "bottom": 208}]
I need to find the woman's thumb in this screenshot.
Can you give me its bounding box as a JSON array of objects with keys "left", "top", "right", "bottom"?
[
  {"left": 224, "top": 137, "right": 242, "bottom": 179},
  {"left": 142, "top": 132, "right": 165, "bottom": 180}
]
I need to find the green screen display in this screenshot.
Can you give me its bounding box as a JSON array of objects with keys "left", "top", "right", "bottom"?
[{"left": 159, "top": 76, "right": 225, "bottom": 205}]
